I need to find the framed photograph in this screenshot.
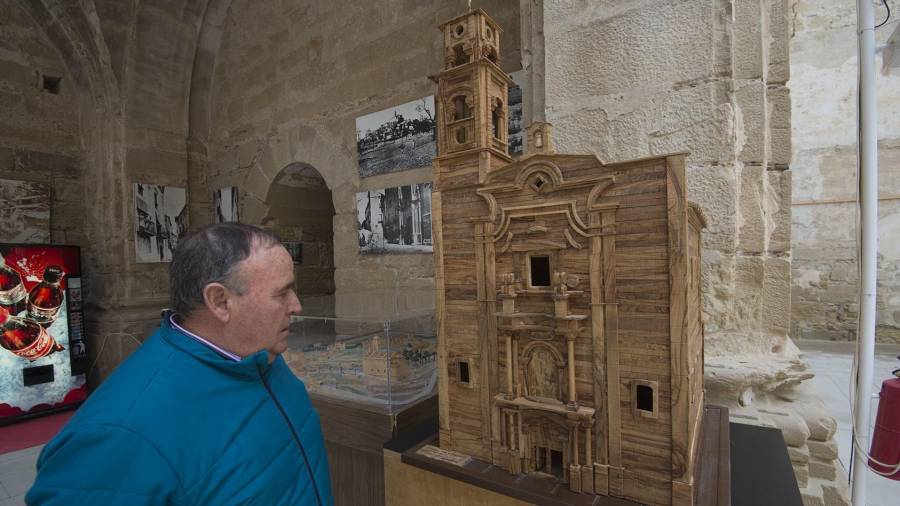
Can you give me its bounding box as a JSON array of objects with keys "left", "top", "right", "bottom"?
[
  {"left": 0, "top": 178, "right": 51, "bottom": 244},
  {"left": 283, "top": 242, "right": 302, "bottom": 264},
  {"left": 356, "top": 182, "right": 432, "bottom": 254},
  {"left": 133, "top": 184, "right": 187, "bottom": 263},
  {"left": 356, "top": 96, "right": 436, "bottom": 178},
  {"left": 213, "top": 186, "right": 239, "bottom": 223},
  {"left": 508, "top": 71, "right": 525, "bottom": 157}
]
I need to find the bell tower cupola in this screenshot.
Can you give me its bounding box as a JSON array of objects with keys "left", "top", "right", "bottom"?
[{"left": 435, "top": 9, "right": 512, "bottom": 182}]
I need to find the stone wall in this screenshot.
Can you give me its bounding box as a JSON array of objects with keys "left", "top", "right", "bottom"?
[
  {"left": 534, "top": 2, "right": 849, "bottom": 504},
  {"left": 539, "top": 0, "right": 794, "bottom": 364},
  {"left": 790, "top": 0, "right": 900, "bottom": 343},
  {"left": 0, "top": 0, "right": 84, "bottom": 245},
  {"left": 199, "top": 0, "right": 521, "bottom": 320},
  {"left": 7, "top": 0, "right": 209, "bottom": 383}
]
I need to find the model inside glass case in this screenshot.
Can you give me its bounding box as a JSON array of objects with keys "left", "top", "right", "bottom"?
[{"left": 283, "top": 314, "right": 437, "bottom": 410}]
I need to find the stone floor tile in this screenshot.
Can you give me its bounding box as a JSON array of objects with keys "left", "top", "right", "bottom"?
[
  {"left": 0, "top": 495, "right": 25, "bottom": 506},
  {"left": 0, "top": 464, "right": 36, "bottom": 498}
]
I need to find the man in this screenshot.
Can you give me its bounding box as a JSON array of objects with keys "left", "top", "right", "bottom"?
[{"left": 27, "top": 223, "right": 334, "bottom": 505}]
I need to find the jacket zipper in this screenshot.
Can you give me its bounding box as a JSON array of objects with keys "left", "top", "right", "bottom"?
[{"left": 260, "top": 371, "right": 324, "bottom": 506}]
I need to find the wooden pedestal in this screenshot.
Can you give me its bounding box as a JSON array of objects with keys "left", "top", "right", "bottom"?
[{"left": 312, "top": 394, "right": 437, "bottom": 506}]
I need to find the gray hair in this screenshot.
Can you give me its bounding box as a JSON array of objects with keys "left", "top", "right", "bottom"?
[{"left": 169, "top": 223, "right": 280, "bottom": 316}]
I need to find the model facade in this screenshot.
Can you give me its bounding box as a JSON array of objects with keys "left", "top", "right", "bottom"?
[{"left": 431, "top": 10, "right": 708, "bottom": 506}]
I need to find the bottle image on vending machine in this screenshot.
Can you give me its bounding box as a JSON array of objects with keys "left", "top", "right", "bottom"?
[
  {"left": 0, "top": 253, "right": 27, "bottom": 317},
  {"left": 27, "top": 265, "right": 65, "bottom": 328},
  {"left": 0, "top": 306, "right": 64, "bottom": 361}
]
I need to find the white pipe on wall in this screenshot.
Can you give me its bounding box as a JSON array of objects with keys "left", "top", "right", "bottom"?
[{"left": 851, "top": 0, "right": 878, "bottom": 505}]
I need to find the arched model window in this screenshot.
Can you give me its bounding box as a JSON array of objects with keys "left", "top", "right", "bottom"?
[
  {"left": 453, "top": 95, "right": 471, "bottom": 121},
  {"left": 632, "top": 380, "right": 659, "bottom": 419}
]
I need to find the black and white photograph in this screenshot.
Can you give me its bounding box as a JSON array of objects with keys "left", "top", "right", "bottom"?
[
  {"left": 508, "top": 71, "right": 525, "bottom": 157},
  {"left": 213, "top": 186, "right": 239, "bottom": 223},
  {"left": 133, "top": 183, "right": 187, "bottom": 263},
  {"left": 356, "top": 96, "right": 436, "bottom": 178},
  {"left": 0, "top": 178, "right": 50, "bottom": 243},
  {"left": 356, "top": 182, "right": 432, "bottom": 254}
]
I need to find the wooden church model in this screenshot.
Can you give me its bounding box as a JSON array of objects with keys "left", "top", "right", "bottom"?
[{"left": 431, "top": 9, "right": 708, "bottom": 506}]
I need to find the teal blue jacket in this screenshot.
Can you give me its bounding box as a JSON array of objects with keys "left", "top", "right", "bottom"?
[{"left": 26, "top": 317, "right": 333, "bottom": 506}]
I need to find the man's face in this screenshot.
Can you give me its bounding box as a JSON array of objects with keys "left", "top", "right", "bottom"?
[{"left": 226, "top": 243, "right": 301, "bottom": 360}]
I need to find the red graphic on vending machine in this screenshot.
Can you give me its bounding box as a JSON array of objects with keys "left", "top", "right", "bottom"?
[{"left": 0, "top": 245, "right": 87, "bottom": 423}]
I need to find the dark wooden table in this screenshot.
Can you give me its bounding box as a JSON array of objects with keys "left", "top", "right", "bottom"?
[{"left": 729, "top": 422, "right": 803, "bottom": 506}]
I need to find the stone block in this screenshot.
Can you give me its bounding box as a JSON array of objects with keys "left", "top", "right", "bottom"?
[
  {"left": 767, "top": 85, "right": 791, "bottom": 134},
  {"left": 732, "top": 0, "right": 764, "bottom": 79},
  {"left": 16, "top": 149, "right": 80, "bottom": 176},
  {"left": 0, "top": 59, "right": 34, "bottom": 88},
  {"left": 759, "top": 408, "right": 811, "bottom": 447},
  {"left": 738, "top": 164, "right": 765, "bottom": 254},
  {"left": 246, "top": 82, "right": 285, "bottom": 116},
  {"left": 125, "top": 147, "right": 188, "bottom": 181},
  {"left": 648, "top": 83, "right": 737, "bottom": 164},
  {"left": 767, "top": 0, "right": 790, "bottom": 83},
  {"left": 765, "top": 170, "right": 791, "bottom": 253},
  {"left": 808, "top": 457, "right": 837, "bottom": 481},
  {"left": 688, "top": 164, "right": 738, "bottom": 254},
  {"left": 820, "top": 478, "right": 850, "bottom": 506},
  {"left": 763, "top": 257, "right": 791, "bottom": 334},
  {"left": 241, "top": 194, "right": 267, "bottom": 224},
  {"left": 808, "top": 440, "right": 838, "bottom": 460},
  {"left": 544, "top": 0, "right": 716, "bottom": 100},
  {"left": 794, "top": 462, "right": 809, "bottom": 489},
  {"left": 700, "top": 250, "right": 736, "bottom": 333},
  {"left": 734, "top": 80, "right": 767, "bottom": 164},
  {"left": 733, "top": 255, "right": 764, "bottom": 329},
  {"left": 801, "top": 479, "right": 826, "bottom": 506},
  {"left": 237, "top": 139, "right": 259, "bottom": 168},
  {"left": 789, "top": 444, "right": 811, "bottom": 465}
]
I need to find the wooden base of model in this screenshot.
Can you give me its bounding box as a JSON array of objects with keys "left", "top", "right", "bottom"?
[
  {"left": 390, "top": 406, "right": 730, "bottom": 506},
  {"left": 430, "top": 10, "right": 709, "bottom": 506}
]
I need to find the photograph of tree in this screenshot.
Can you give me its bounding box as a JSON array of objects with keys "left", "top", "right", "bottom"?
[
  {"left": 356, "top": 182, "right": 432, "bottom": 254},
  {"left": 356, "top": 96, "right": 436, "bottom": 178},
  {"left": 0, "top": 178, "right": 50, "bottom": 243}
]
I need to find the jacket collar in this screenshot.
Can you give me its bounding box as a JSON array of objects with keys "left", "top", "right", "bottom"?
[{"left": 158, "top": 313, "right": 272, "bottom": 380}]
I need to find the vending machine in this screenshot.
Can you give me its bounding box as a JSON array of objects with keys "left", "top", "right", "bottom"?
[{"left": 0, "top": 244, "right": 88, "bottom": 424}]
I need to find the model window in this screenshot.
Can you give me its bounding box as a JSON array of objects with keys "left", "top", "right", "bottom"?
[
  {"left": 491, "top": 101, "right": 503, "bottom": 139},
  {"left": 633, "top": 380, "right": 659, "bottom": 418},
  {"left": 453, "top": 44, "right": 469, "bottom": 66},
  {"left": 636, "top": 384, "right": 653, "bottom": 411},
  {"left": 458, "top": 360, "right": 470, "bottom": 384},
  {"left": 529, "top": 256, "right": 550, "bottom": 287},
  {"left": 455, "top": 127, "right": 467, "bottom": 144},
  {"left": 453, "top": 96, "right": 471, "bottom": 120}
]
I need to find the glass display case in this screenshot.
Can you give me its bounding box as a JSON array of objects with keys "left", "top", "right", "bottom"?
[{"left": 283, "top": 312, "right": 436, "bottom": 414}]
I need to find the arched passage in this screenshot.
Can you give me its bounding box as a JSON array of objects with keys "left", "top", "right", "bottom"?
[{"left": 263, "top": 163, "right": 336, "bottom": 316}]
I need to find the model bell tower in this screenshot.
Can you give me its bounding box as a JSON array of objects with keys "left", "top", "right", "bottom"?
[{"left": 435, "top": 9, "right": 512, "bottom": 181}]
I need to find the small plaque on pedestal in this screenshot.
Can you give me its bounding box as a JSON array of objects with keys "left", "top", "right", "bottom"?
[{"left": 416, "top": 444, "right": 472, "bottom": 467}]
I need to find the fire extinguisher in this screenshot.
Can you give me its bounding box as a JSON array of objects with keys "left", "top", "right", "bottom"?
[{"left": 869, "top": 359, "right": 900, "bottom": 479}]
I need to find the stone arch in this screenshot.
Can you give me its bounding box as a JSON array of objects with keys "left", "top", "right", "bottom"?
[{"left": 261, "top": 162, "right": 336, "bottom": 316}]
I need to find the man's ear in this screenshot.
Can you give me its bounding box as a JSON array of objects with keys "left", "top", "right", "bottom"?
[{"left": 202, "top": 283, "right": 231, "bottom": 323}]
